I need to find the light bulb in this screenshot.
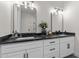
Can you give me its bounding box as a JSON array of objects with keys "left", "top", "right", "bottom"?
[
  {"left": 58, "top": 10, "right": 63, "bottom": 15},
  {"left": 25, "top": 6, "right": 27, "bottom": 8},
  {"left": 17, "top": 4, "right": 20, "bottom": 7}
]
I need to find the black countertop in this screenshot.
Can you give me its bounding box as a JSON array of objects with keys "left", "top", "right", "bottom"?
[{"left": 0, "top": 32, "right": 75, "bottom": 44}]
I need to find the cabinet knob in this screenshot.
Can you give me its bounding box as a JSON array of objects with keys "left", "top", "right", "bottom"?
[
  {"left": 24, "top": 54, "right": 26, "bottom": 58},
  {"left": 27, "top": 53, "right": 28, "bottom": 58}
]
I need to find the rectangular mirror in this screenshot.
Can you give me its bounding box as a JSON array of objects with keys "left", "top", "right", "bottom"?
[
  {"left": 20, "top": 6, "right": 37, "bottom": 33},
  {"left": 13, "top": 4, "right": 37, "bottom": 33}
]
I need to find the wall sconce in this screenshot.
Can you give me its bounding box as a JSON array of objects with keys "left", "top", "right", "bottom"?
[{"left": 50, "top": 7, "right": 64, "bottom": 32}]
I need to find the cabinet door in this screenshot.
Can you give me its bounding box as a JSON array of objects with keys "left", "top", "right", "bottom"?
[
  {"left": 60, "top": 38, "right": 74, "bottom": 57},
  {"left": 1, "top": 40, "right": 43, "bottom": 54},
  {"left": 2, "top": 51, "right": 25, "bottom": 58},
  {"left": 27, "top": 47, "right": 43, "bottom": 58}
]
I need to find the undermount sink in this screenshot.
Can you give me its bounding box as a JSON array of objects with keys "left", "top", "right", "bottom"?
[
  {"left": 57, "top": 34, "right": 67, "bottom": 36},
  {"left": 16, "top": 37, "right": 35, "bottom": 40}
]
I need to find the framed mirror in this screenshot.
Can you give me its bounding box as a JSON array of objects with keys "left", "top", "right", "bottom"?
[
  {"left": 50, "top": 8, "right": 63, "bottom": 32},
  {"left": 13, "top": 2, "right": 37, "bottom": 33}
]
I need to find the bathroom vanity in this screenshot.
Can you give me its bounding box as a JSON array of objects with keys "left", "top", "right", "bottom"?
[
  {"left": 0, "top": 1, "right": 76, "bottom": 58},
  {"left": 0, "top": 33, "right": 75, "bottom": 58}
]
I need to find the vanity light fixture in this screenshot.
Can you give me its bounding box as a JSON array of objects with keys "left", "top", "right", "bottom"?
[
  {"left": 50, "top": 8, "right": 56, "bottom": 14},
  {"left": 15, "top": 1, "right": 22, "bottom": 7},
  {"left": 15, "top": 1, "right": 35, "bottom": 10},
  {"left": 54, "top": 7, "right": 63, "bottom": 15}
]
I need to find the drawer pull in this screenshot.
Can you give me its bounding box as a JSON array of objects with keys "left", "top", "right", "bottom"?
[
  {"left": 27, "top": 53, "right": 28, "bottom": 58},
  {"left": 50, "top": 41, "right": 55, "bottom": 44},
  {"left": 50, "top": 48, "right": 55, "bottom": 51},
  {"left": 24, "top": 54, "right": 26, "bottom": 58},
  {"left": 67, "top": 44, "right": 70, "bottom": 49}
]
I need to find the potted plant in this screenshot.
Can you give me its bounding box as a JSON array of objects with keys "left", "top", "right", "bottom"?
[{"left": 39, "top": 21, "right": 48, "bottom": 34}]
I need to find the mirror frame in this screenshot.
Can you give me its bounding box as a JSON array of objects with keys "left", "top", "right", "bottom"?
[{"left": 12, "top": 3, "right": 37, "bottom": 34}]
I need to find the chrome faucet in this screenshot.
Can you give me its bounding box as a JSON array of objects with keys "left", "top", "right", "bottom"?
[{"left": 11, "top": 30, "right": 18, "bottom": 39}]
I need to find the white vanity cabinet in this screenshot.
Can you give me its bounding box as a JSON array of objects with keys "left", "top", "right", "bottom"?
[
  {"left": 60, "top": 37, "right": 74, "bottom": 57},
  {"left": 1, "top": 40, "right": 43, "bottom": 58},
  {"left": 0, "top": 36, "right": 75, "bottom": 58}
]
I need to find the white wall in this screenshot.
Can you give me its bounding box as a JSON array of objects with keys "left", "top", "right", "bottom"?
[{"left": 0, "top": 1, "right": 12, "bottom": 37}]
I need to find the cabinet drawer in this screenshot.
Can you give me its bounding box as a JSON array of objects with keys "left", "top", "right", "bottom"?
[
  {"left": 60, "top": 37, "right": 74, "bottom": 43},
  {"left": 44, "top": 51, "right": 59, "bottom": 58},
  {"left": 1, "top": 41, "right": 43, "bottom": 54},
  {"left": 44, "top": 39, "right": 59, "bottom": 46},
  {"left": 44, "top": 44, "right": 59, "bottom": 54}
]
